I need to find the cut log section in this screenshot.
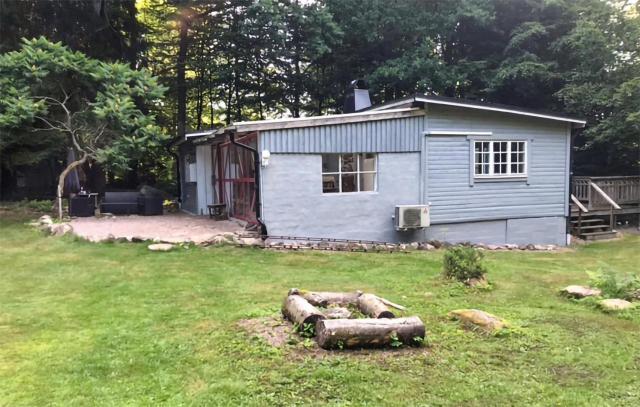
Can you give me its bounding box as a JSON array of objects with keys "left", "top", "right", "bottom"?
[
  {"left": 282, "top": 295, "right": 325, "bottom": 327},
  {"left": 358, "top": 293, "right": 395, "bottom": 318},
  {"left": 316, "top": 316, "right": 426, "bottom": 349}
]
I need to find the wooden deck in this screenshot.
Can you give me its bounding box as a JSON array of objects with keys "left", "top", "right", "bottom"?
[{"left": 570, "top": 176, "right": 639, "bottom": 239}]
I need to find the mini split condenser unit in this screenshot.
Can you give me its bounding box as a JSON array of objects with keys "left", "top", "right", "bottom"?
[{"left": 395, "top": 205, "right": 430, "bottom": 230}]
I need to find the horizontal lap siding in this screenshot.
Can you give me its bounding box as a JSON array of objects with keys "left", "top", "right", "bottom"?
[
  {"left": 426, "top": 105, "right": 568, "bottom": 224},
  {"left": 259, "top": 116, "right": 424, "bottom": 153}
]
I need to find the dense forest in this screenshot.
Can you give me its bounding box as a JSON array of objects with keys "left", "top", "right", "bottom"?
[{"left": 0, "top": 0, "right": 638, "bottom": 198}]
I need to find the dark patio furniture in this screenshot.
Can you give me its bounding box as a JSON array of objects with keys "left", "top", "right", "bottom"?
[
  {"left": 138, "top": 195, "right": 163, "bottom": 216},
  {"left": 69, "top": 195, "right": 95, "bottom": 217},
  {"left": 207, "top": 203, "right": 227, "bottom": 220},
  {"left": 100, "top": 191, "right": 141, "bottom": 215}
]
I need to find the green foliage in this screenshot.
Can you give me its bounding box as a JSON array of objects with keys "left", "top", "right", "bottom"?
[
  {"left": 587, "top": 268, "right": 640, "bottom": 299},
  {"left": 293, "top": 322, "right": 316, "bottom": 338},
  {"left": 389, "top": 332, "right": 402, "bottom": 348},
  {"left": 0, "top": 37, "right": 167, "bottom": 173},
  {"left": 443, "top": 246, "right": 487, "bottom": 282}
]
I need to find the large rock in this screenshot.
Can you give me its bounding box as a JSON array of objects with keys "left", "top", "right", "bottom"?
[
  {"left": 50, "top": 223, "right": 72, "bottom": 236},
  {"left": 561, "top": 285, "right": 602, "bottom": 299},
  {"left": 448, "top": 309, "right": 507, "bottom": 333},
  {"left": 628, "top": 289, "right": 640, "bottom": 301},
  {"left": 38, "top": 215, "right": 53, "bottom": 226},
  {"left": 148, "top": 243, "right": 174, "bottom": 252},
  {"left": 599, "top": 299, "right": 634, "bottom": 311}
]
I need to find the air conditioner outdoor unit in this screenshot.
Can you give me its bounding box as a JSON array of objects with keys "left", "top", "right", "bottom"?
[{"left": 395, "top": 205, "right": 430, "bottom": 230}]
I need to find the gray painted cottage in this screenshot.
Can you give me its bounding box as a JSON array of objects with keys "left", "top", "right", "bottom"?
[{"left": 178, "top": 93, "right": 585, "bottom": 246}]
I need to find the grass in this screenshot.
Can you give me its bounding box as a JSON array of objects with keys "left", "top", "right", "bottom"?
[{"left": 1, "top": 208, "right": 639, "bottom": 406}]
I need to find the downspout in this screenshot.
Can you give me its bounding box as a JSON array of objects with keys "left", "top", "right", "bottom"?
[{"left": 229, "top": 133, "right": 267, "bottom": 237}]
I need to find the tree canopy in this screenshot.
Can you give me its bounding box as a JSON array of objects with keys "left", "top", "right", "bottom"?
[
  {"left": 0, "top": 37, "right": 167, "bottom": 213},
  {"left": 0, "top": 0, "right": 638, "bottom": 183}
]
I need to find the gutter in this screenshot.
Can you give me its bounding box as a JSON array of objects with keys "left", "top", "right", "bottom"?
[{"left": 229, "top": 133, "right": 268, "bottom": 237}]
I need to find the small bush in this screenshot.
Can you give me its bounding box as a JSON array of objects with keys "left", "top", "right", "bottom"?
[
  {"left": 443, "top": 246, "right": 487, "bottom": 281},
  {"left": 587, "top": 269, "right": 640, "bottom": 299}
]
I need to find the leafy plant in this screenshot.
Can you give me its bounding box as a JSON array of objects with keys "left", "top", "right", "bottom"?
[
  {"left": 587, "top": 269, "right": 640, "bottom": 299},
  {"left": 442, "top": 246, "right": 487, "bottom": 282},
  {"left": 294, "top": 322, "right": 316, "bottom": 338},
  {"left": 389, "top": 332, "right": 402, "bottom": 348}
]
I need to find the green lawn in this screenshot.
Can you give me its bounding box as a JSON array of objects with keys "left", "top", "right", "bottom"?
[{"left": 1, "top": 209, "right": 639, "bottom": 406}]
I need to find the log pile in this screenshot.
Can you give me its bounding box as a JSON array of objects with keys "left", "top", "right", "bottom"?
[{"left": 282, "top": 288, "right": 426, "bottom": 350}]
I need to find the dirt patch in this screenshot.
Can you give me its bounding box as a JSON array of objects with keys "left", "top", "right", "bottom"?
[{"left": 238, "top": 316, "right": 294, "bottom": 348}]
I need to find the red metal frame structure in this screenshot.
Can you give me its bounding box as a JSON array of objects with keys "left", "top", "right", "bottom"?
[{"left": 212, "top": 132, "right": 258, "bottom": 224}]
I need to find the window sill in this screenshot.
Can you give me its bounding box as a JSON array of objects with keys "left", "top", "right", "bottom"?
[
  {"left": 322, "top": 191, "right": 379, "bottom": 196},
  {"left": 474, "top": 176, "right": 528, "bottom": 183}
]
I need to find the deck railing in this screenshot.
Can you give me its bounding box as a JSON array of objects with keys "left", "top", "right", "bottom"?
[{"left": 572, "top": 176, "right": 640, "bottom": 210}]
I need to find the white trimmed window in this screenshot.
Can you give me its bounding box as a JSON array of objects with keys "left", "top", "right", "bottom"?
[
  {"left": 474, "top": 141, "right": 526, "bottom": 178},
  {"left": 322, "top": 153, "right": 377, "bottom": 193}
]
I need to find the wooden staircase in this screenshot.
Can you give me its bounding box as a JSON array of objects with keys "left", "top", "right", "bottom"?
[
  {"left": 570, "top": 176, "right": 640, "bottom": 241},
  {"left": 570, "top": 215, "right": 617, "bottom": 240}
]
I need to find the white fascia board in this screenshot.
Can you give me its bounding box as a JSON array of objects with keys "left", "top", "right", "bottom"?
[
  {"left": 426, "top": 130, "right": 493, "bottom": 136},
  {"left": 415, "top": 97, "right": 587, "bottom": 125},
  {"left": 185, "top": 130, "right": 216, "bottom": 139}
]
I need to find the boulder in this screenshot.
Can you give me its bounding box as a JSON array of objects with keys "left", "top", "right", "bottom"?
[
  {"left": 504, "top": 244, "right": 519, "bottom": 250},
  {"left": 448, "top": 309, "right": 507, "bottom": 333},
  {"left": 408, "top": 242, "right": 420, "bottom": 250},
  {"left": 324, "top": 306, "right": 352, "bottom": 319},
  {"left": 50, "top": 223, "right": 72, "bottom": 236},
  {"left": 561, "top": 285, "right": 602, "bottom": 299},
  {"left": 148, "top": 243, "right": 174, "bottom": 252},
  {"left": 38, "top": 215, "right": 53, "bottom": 226},
  {"left": 599, "top": 299, "right": 634, "bottom": 311},
  {"left": 486, "top": 244, "right": 501, "bottom": 250}
]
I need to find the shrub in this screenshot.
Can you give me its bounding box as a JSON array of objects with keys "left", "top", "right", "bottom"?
[
  {"left": 587, "top": 269, "right": 640, "bottom": 299},
  {"left": 443, "top": 246, "right": 487, "bottom": 281}
]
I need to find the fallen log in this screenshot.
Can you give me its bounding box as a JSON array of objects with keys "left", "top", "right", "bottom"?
[
  {"left": 282, "top": 295, "right": 325, "bottom": 327},
  {"left": 288, "top": 288, "right": 328, "bottom": 307},
  {"left": 288, "top": 289, "right": 362, "bottom": 306},
  {"left": 358, "top": 293, "right": 395, "bottom": 318},
  {"left": 316, "top": 316, "right": 426, "bottom": 349}
]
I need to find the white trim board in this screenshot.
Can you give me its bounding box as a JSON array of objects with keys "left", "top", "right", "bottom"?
[
  {"left": 371, "top": 96, "right": 586, "bottom": 126},
  {"left": 426, "top": 130, "right": 493, "bottom": 136}
]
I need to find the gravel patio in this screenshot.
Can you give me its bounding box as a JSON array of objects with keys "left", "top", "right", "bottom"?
[{"left": 70, "top": 213, "right": 246, "bottom": 244}]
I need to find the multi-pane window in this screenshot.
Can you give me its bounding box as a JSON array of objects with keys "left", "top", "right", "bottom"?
[
  {"left": 322, "top": 153, "right": 377, "bottom": 193},
  {"left": 474, "top": 141, "right": 526, "bottom": 177}
]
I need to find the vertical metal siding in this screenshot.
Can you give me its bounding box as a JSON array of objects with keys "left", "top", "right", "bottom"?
[{"left": 259, "top": 116, "right": 425, "bottom": 153}]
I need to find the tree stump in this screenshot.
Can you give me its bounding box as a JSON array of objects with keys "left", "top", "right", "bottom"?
[
  {"left": 316, "top": 316, "right": 426, "bottom": 349},
  {"left": 358, "top": 293, "right": 395, "bottom": 318},
  {"left": 282, "top": 295, "right": 325, "bottom": 327}
]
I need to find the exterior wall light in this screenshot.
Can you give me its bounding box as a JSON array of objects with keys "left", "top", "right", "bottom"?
[{"left": 261, "top": 150, "right": 271, "bottom": 167}]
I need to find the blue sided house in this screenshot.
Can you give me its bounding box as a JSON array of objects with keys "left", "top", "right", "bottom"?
[{"left": 177, "top": 85, "right": 586, "bottom": 246}]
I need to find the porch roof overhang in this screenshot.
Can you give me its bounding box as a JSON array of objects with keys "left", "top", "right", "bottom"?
[{"left": 366, "top": 94, "right": 587, "bottom": 128}]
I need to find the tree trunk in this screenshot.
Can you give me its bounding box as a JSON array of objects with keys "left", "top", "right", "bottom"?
[
  {"left": 176, "top": 7, "right": 191, "bottom": 140},
  {"left": 358, "top": 293, "right": 395, "bottom": 318},
  {"left": 57, "top": 152, "right": 89, "bottom": 220},
  {"left": 316, "top": 316, "right": 426, "bottom": 349},
  {"left": 282, "top": 295, "right": 325, "bottom": 327}
]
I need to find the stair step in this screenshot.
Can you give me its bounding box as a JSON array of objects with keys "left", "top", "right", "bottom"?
[
  {"left": 575, "top": 224, "right": 609, "bottom": 230},
  {"left": 580, "top": 231, "right": 618, "bottom": 241},
  {"left": 570, "top": 218, "right": 604, "bottom": 224}
]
